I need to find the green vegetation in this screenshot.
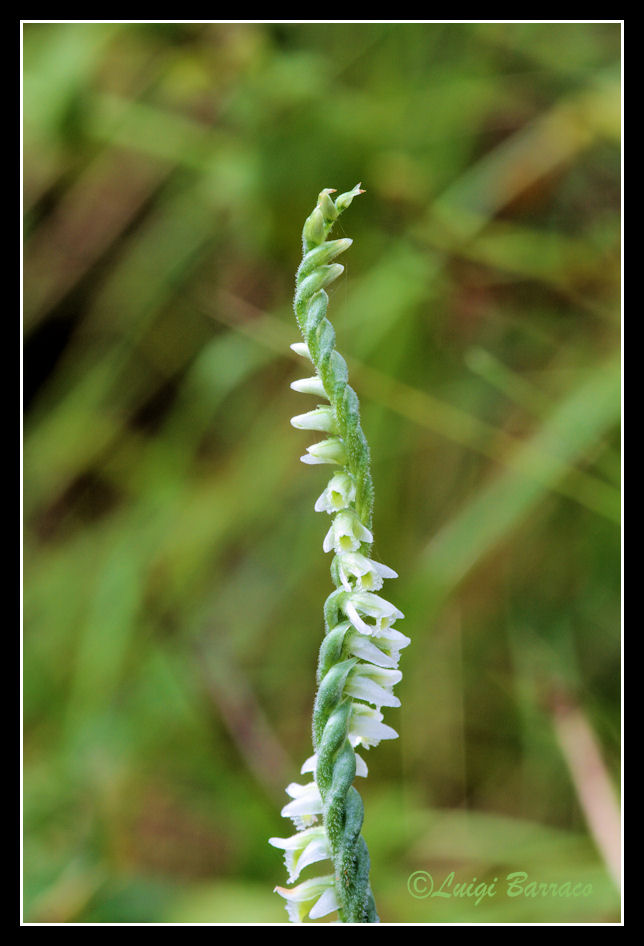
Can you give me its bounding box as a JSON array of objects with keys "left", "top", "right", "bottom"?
[{"left": 23, "top": 22, "right": 621, "bottom": 924}]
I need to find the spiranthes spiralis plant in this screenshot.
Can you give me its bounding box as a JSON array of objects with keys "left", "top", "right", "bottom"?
[{"left": 269, "top": 185, "right": 409, "bottom": 923}]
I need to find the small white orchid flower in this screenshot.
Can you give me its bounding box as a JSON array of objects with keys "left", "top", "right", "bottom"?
[
  {"left": 290, "top": 341, "right": 312, "bottom": 360},
  {"left": 290, "top": 406, "right": 338, "bottom": 434},
  {"left": 347, "top": 626, "right": 411, "bottom": 668},
  {"left": 343, "top": 591, "right": 404, "bottom": 636},
  {"left": 337, "top": 551, "right": 398, "bottom": 592},
  {"left": 281, "top": 781, "right": 323, "bottom": 830},
  {"left": 269, "top": 826, "right": 331, "bottom": 883},
  {"left": 323, "top": 509, "right": 373, "bottom": 554},
  {"left": 345, "top": 664, "right": 403, "bottom": 709},
  {"left": 274, "top": 875, "right": 339, "bottom": 923},
  {"left": 290, "top": 376, "right": 328, "bottom": 397},
  {"left": 314, "top": 472, "right": 356, "bottom": 514},
  {"left": 348, "top": 703, "right": 399, "bottom": 749},
  {"left": 300, "top": 437, "right": 347, "bottom": 466},
  {"left": 301, "top": 751, "right": 368, "bottom": 778}
]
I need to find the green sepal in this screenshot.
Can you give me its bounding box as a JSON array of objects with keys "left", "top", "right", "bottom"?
[
  {"left": 330, "top": 554, "right": 342, "bottom": 589},
  {"left": 303, "top": 290, "right": 328, "bottom": 339},
  {"left": 315, "top": 318, "right": 336, "bottom": 366},
  {"left": 298, "top": 239, "right": 353, "bottom": 280},
  {"left": 317, "top": 705, "right": 355, "bottom": 802},
  {"left": 324, "top": 588, "right": 347, "bottom": 632},
  {"left": 317, "top": 622, "right": 352, "bottom": 684},
  {"left": 313, "top": 659, "right": 357, "bottom": 747},
  {"left": 323, "top": 739, "right": 356, "bottom": 829},
  {"left": 328, "top": 350, "right": 349, "bottom": 388},
  {"left": 295, "top": 266, "right": 344, "bottom": 311}
]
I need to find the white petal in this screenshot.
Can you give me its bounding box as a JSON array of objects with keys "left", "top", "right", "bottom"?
[
  {"left": 315, "top": 492, "right": 330, "bottom": 512},
  {"left": 357, "top": 521, "right": 374, "bottom": 543},
  {"left": 285, "top": 781, "right": 315, "bottom": 799},
  {"left": 274, "top": 876, "right": 335, "bottom": 922},
  {"left": 372, "top": 626, "right": 411, "bottom": 647},
  {"left": 281, "top": 782, "right": 323, "bottom": 824},
  {"left": 373, "top": 561, "right": 398, "bottom": 580},
  {"left": 354, "top": 752, "right": 369, "bottom": 777},
  {"left": 359, "top": 665, "right": 403, "bottom": 687},
  {"left": 302, "top": 438, "right": 346, "bottom": 466},
  {"left": 347, "top": 633, "right": 399, "bottom": 668},
  {"left": 300, "top": 754, "right": 317, "bottom": 775},
  {"left": 339, "top": 567, "right": 353, "bottom": 592},
  {"left": 281, "top": 795, "right": 323, "bottom": 818},
  {"left": 268, "top": 826, "right": 322, "bottom": 851},
  {"left": 349, "top": 721, "right": 399, "bottom": 748},
  {"left": 345, "top": 675, "right": 401, "bottom": 708},
  {"left": 345, "top": 599, "right": 374, "bottom": 636},
  {"left": 349, "top": 705, "right": 399, "bottom": 748},
  {"left": 308, "top": 886, "right": 339, "bottom": 920},
  {"left": 352, "top": 592, "right": 404, "bottom": 622},
  {"left": 290, "top": 407, "right": 337, "bottom": 433},
  {"left": 275, "top": 875, "right": 334, "bottom": 902},
  {"left": 290, "top": 376, "right": 327, "bottom": 397},
  {"left": 290, "top": 342, "right": 312, "bottom": 360},
  {"left": 297, "top": 838, "right": 331, "bottom": 877},
  {"left": 283, "top": 898, "right": 303, "bottom": 923}
]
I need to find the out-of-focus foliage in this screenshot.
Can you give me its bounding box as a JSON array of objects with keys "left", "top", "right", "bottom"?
[{"left": 23, "top": 22, "right": 621, "bottom": 924}]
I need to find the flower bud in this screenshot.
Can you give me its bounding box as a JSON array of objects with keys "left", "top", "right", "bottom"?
[
  {"left": 290, "top": 406, "right": 338, "bottom": 434},
  {"left": 290, "top": 342, "right": 312, "bottom": 360},
  {"left": 301, "top": 437, "right": 347, "bottom": 466},
  {"left": 317, "top": 188, "right": 339, "bottom": 222},
  {"left": 303, "top": 205, "right": 326, "bottom": 246},
  {"left": 335, "top": 182, "right": 365, "bottom": 212},
  {"left": 290, "top": 376, "right": 327, "bottom": 397}
]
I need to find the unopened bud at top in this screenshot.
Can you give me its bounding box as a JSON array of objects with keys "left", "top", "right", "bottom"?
[
  {"left": 317, "top": 188, "right": 339, "bottom": 223},
  {"left": 335, "top": 183, "right": 365, "bottom": 213}
]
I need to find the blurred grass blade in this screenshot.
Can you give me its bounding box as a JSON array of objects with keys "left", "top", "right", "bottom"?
[{"left": 413, "top": 355, "right": 620, "bottom": 603}]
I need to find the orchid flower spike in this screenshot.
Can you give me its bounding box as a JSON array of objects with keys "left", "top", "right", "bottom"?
[{"left": 270, "top": 186, "right": 409, "bottom": 923}]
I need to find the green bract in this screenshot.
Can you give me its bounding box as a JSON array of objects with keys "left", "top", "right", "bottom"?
[{"left": 270, "top": 185, "right": 409, "bottom": 923}]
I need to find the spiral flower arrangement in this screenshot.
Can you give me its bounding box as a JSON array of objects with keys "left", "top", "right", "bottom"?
[{"left": 269, "top": 185, "right": 409, "bottom": 923}]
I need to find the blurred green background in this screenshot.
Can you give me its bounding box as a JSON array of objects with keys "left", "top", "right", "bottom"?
[{"left": 23, "top": 22, "right": 621, "bottom": 923}]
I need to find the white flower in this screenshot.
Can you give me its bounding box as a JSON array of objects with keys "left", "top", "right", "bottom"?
[
  {"left": 348, "top": 703, "right": 399, "bottom": 749},
  {"left": 290, "top": 376, "right": 328, "bottom": 397},
  {"left": 347, "top": 626, "right": 411, "bottom": 668},
  {"left": 281, "top": 781, "right": 323, "bottom": 830},
  {"left": 300, "top": 754, "right": 317, "bottom": 775},
  {"left": 268, "top": 826, "right": 331, "bottom": 883},
  {"left": 274, "top": 875, "right": 339, "bottom": 923},
  {"left": 290, "top": 342, "right": 312, "bottom": 360},
  {"left": 301, "top": 437, "right": 347, "bottom": 466},
  {"left": 343, "top": 591, "right": 404, "bottom": 636},
  {"left": 345, "top": 664, "right": 402, "bottom": 709},
  {"left": 314, "top": 472, "right": 356, "bottom": 514},
  {"left": 323, "top": 510, "right": 373, "bottom": 554},
  {"left": 301, "top": 751, "right": 368, "bottom": 778},
  {"left": 291, "top": 406, "right": 338, "bottom": 434},
  {"left": 337, "top": 551, "right": 398, "bottom": 592}
]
